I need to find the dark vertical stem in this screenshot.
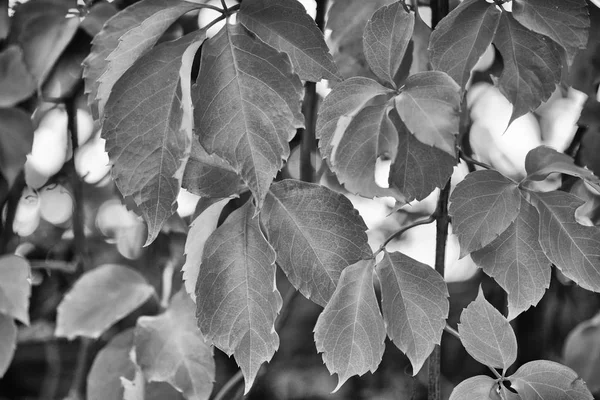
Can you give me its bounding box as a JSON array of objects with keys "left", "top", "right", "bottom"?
[{"left": 0, "top": 171, "right": 25, "bottom": 253}]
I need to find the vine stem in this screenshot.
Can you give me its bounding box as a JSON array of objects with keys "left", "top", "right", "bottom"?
[{"left": 373, "top": 216, "right": 435, "bottom": 257}]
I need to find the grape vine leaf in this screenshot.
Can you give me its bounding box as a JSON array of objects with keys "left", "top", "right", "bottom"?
[
  {"left": 261, "top": 179, "right": 372, "bottom": 306},
  {"left": 0, "top": 46, "right": 36, "bottom": 107},
  {"left": 513, "top": 0, "right": 589, "bottom": 65},
  {"left": 563, "top": 312, "right": 600, "bottom": 393},
  {"left": 458, "top": 287, "right": 518, "bottom": 371},
  {"left": 195, "top": 200, "right": 281, "bottom": 393},
  {"left": 238, "top": 0, "right": 340, "bottom": 82},
  {"left": 103, "top": 32, "right": 205, "bottom": 245},
  {"left": 493, "top": 12, "right": 562, "bottom": 124},
  {"left": 449, "top": 170, "right": 522, "bottom": 257},
  {"left": 55, "top": 264, "right": 156, "bottom": 339},
  {"left": 429, "top": 0, "right": 501, "bottom": 91},
  {"left": 449, "top": 375, "right": 499, "bottom": 400},
  {"left": 135, "top": 290, "right": 215, "bottom": 400},
  {"left": 375, "top": 251, "right": 449, "bottom": 374},
  {"left": 193, "top": 23, "right": 304, "bottom": 210},
  {"left": 531, "top": 190, "right": 600, "bottom": 292},
  {"left": 471, "top": 198, "right": 551, "bottom": 320},
  {"left": 362, "top": 1, "right": 414, "bottom": 88},
  {"left": 394, "top": 71, "right": 460, "bottom": 155},
  {"left": 314, "top": 260, "right": 385, "bottom": 392},
  {"left": 0, "top": 314, "right": 17, "bottom": 378},
  {"left": 509, "top": 360, "right": 593, "bottom": 400},
  {"left": 182, "top": 198, "right": 231, "bottom": 302},
  {"left": 0, "top": 108, "right": 34, "bottom": 187},
  {"left": 0, "top": 255, "right": 31, "bottom": 325}
]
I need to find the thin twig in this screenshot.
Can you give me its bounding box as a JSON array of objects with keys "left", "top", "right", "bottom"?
[
  {"left": 443, "top": 323, "right": 459, "bottom": 340},
  {"left": 220, "top": 0, "right": 228, "bottom": 12},
  {"left": 0, "top": 171, "right": 25, "bottom": 253},
  {"left": 213, "top": 370, "right": 243, "bottom": 400},
  {"left": 374, "top": 216, "right": 435, "bottom": 257},
  {"left": 458, "top": 149, "right": 493, "bottom": 171}
]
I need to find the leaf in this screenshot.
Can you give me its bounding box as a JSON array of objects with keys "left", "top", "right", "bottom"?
[
  {"left": 493, "top": 13, "right": 562, "bottom": 124},
  {"left": 509, "top": 360, "right": 593, "bottom": 400},
  {"left": 0, "top": 314, "right": 17, "bottom": 378},
  {"left": 449, "top": 375, "right": 499, "bottom": 400},
  {"left": 182, "top": 198, "right": 231, "bottom": 302},
  {"left": 0, "top": 46, "right": 36, "bottom": 107},
  {"left": 55, "top": 264, "right": 156, "bottom": 339},
  {"left": 0, "top": 255, "right": 31, "bottom": 325},
  {"left": 362, "top": 1, "right": 414, "bottom": 87},
  {"left": 375, "top": 251, "right": 449, "bottom": 374},
  {"left": 512, "top": 0, "right": 589, "bottom": 65},
  {"left": 389, "top": 120, "right": 456, "bottom": 202},
  {"left": 531, "top": 190, "right": 600, "bottom": 292},
  {"left": 135, "top": 290, "right": 215, "bottom": 400},
  {"left": 458, "top": 287, "right": 518, "bottom": 371},
  {"left": 314, "top": 260, "right": 386, "bottom": 392},
  {"left": 193, "top": 23, "right": 304, "bottom": 210},
  {"left": 195, "top": 200, "right": 281, "bottom": 394},
  {"left": 261, "top": 179, "right": 372, "bottom": 306},
  {"left": 429, "top": 0, "right": 501, "bottom": 90},
  {"left": 103, "top": 32, "right": 206, "bottom": 245},
  {"left": 394, "top": 71, "right": 460, "bottom": 155},
  {"left": 80, "top": 2, "right": 117, "bottom": 37},
  {"left": 472, "top": 198, "right": 551, "bottom": 321},
  {"left": 563, "top": 312, "right": 600, "bottom": 393},
  {"left": 238, "top": 0, "right": 340, "bottom": 82},
  {"left": 0, "top": 108, "right": 34, "bottom": 187},
  {"left": 317, "top": 77, "right": 395, "bottom": 160},
  {"left": 121, "top": 368, "right": 145, "bottom": 400},
  {"left": 449, "top": 170, "right": 522, "bottom": 257}
]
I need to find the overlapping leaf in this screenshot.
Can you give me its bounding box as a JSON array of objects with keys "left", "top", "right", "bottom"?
[
  {"left": 314, "top": 260, "right": 385, "bottom": 392},
  {"left": 55, "top": 264, "right": 156, "bottom": 339},
  {"left": 449, "top": 375, "right": 498, "bottom": 400},
  {"left": 458, "top": 288, "right": 517, "bottom": 371},
  {"left": 429, "top": 0, "right": 501, "bottom": 90},
  {"left": 532, "top": 190, "right": 600, "bottom": 292},
  {"left": 0, "top": 255, "right": 31, "bottom": 325},
  {"left": 103, "top": 32, "right": 205, "bottom": 245},
  {"left": 0, "top": 46, "right": 36, "bottom": 107},
  {"left": 0, "top": 108, "right": 33, "bottom": 187},
  {"left": 238, "top": 0, "right": 340, "bottom": 82},
  {"left": 193, "top": 23, "right": 303, "bottom": 209},
  {"left": 449, "top": 170, "right": 522, "bottom": 257},
  {"left": 472, "top": 199, "right": 551, "bottom": 320},
  {"left": 375, "top": 251, "right": 449, "bottom": 374},
  {"left": 261, "top": 179, "right": 372, "bottom": 306},
  {"left": 195, "top": 200, "right": 281, "bottom": 393},
  {"left": 0, "top": 314, "right": 16, "bottom": 378},
  {"left": 564, "top": 312, "right": 600, "bottom": 393}
]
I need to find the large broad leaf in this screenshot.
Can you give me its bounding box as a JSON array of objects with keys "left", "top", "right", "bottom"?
[
  {"left": 513, "top": 0, "right": 589, "bottom": 65},
  {"left": 0, "top": 314, "right": 17, "bottom": 378},
  {"left": 472, "top": 199, "right": 551, "bottom": 320},
  {"left": 135, "top": 290, "right": 215, "bottom": 400},
  {"left": 532, "top": 190, "right": 600, "bottom": 292},
  {"left": 261, "top": 179, "right": 372, "bottom": 306},
  {"left": 195, "top": 200, "right": 281, "bottom": 393},
  {"left": 429, "top": 0, "right": 501, "bottom": 90},
  {"left": 375, "top": 251, "right": 449, "bottom": 374},
  {"left": 314, "top": 260, "right": 385, "bottom": 392},
  {"left": 0, "top": 108, "right": 33, "bottom": 187},
  {"left": 449, "top": 375, "right": 499, "bottom": 400},
  {"left": 394, "top": 71, "right": 460, "bottom": 155},
  {"left": 0, "top": 46, "right": 36, "bottom": 107},
  {"left": 493, "top": 13, "right": 562, "bottom": 124},
  {"left": 362, "top": 1, "right": 414, "bottom": 87},
  {"left": 563, "top": 312, "right": 600, "bottom": 393},
  {"left": 458, "top": 288, "right": 518, "bottom": 371},
  {"left": 509, "top": 360, "right": 593, "bottom": 400},
  {"left": 55, "top": 264, "right": 156, "bottom": 339},
  {"left": 0, "top": 255, "right": 31, "bottom": 325},
  {"left": 238, "top": 0, "right": 340, "bottom": 82},
  {"left": 193, "top": 23, "right": 304, "bottom": 210},
  {"left": 103, "top": 32, "right": 205, "bottom": 245},
  {"left": 449, "top": 170, "right": 522, "bottom": 257}
]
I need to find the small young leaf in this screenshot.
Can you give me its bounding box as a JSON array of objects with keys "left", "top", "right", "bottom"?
[
  {"left": 472, "top": 198, "right": 551, "bottom": 320},
  {"left": 509, "top": 360, "right": 593, "bottom": 400},
  {"left": 135, "top": 290, "right": 215, "bottom": 400},
  {"left": 193, "top": 23, "right": 304, "bottom": 210},
  {"left": 394, "top": 71, "right": 460, "bottom": 155},
  {"left": 458, "top": 288, "right": 518, "bottom": 371},
  {"left": 196, "top": 200, "right": 281, "bottom": 394},
  {"left": 0, "top": 255, "right": 31, "bottom": 325},
  {"left": 531, "top": 190, "right": 600, "bottom": 292},
  {"left": 261, "top": 179, "right": 372, "bottom": 306},
  {"left": 0, "top": 108, "right": 33, "bottom": 187},
  {"left": 0, "top": 46, "right": 36, "bottom": 107},
  {"left": 0, "top": 314, "right": 17, "bottom": 378},
  {"left": 314, "top": 260, "right": 386, "bottom": 392},
  {"left": 55, "top": 264, "right": 156, "bottom": 339},
  {"left": 449, "top": 375, "right": 499, "bottom": 400},
  {"left": 375, "top": 251, "right": 449, "bottom": 374},
  {"left": 449, "top": 170, "right": 522, "bottom": 257},
  {"left": 429, "top": 0, "right": 501, "bottom": 90},
  {"left": 238, "top": 0, "right": 340, "bottom": 82},
  {"left": 513, "top": 0, "right": 589, "bottom": 65},
  {"left": 563, "top": 312, "right": 600, "bottom": 393},
  {"left": 362, "top": 1, "right": 414, "bottom": 87}
]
